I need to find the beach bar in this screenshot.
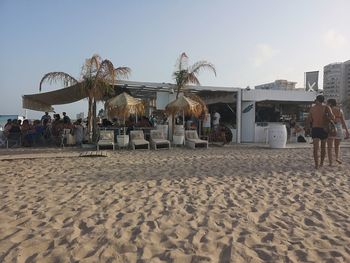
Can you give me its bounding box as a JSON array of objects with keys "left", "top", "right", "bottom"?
[{"left": 22, "top": 80, "right": 317, "bottom": 145}]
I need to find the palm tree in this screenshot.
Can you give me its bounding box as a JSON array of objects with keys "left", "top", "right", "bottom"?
[
  {"left": 173, "top": 52, "right": 216, "bottom": 99},
  {"left": 39, "top": 54, "right": 131, "bottom": 142},
  {"left": 168, "top": 52, "right": 216, "bottom": 134}
]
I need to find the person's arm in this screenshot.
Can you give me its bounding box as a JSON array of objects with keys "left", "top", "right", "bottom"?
[
  {"left": 325, "top": 105, "right": 335, "bottom": 121},
  {"left": 340, "top": 109, "right": 349, "bottom": 139}
]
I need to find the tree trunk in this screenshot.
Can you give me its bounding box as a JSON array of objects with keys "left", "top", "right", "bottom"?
[
  {"left": 92, "top": 99, "right": 97, "bottom": 142},
  {"left": 87, "top": 97, "right": 93, "bottom": 143}
]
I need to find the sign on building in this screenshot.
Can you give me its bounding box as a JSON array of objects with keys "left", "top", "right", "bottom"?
[{"left": 305, "top": 71, "right": 319, "bottom": 91}]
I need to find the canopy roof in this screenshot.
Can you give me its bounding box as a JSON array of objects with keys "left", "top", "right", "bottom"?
[
  {"left": 22, "top": 80, "right": 240, "bottom": 112},
  {"left": 22, "top": 84, "right": 86, "bottom": 112}
]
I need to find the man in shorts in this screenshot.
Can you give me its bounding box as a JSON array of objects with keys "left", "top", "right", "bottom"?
[{"left": 305, "top": 95, "right": 334, "bottom": 169}]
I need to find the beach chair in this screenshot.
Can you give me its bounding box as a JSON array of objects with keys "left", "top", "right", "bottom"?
[
  {"left": 97, "top": 130, "right": 115, "bottom": 150},
  {"left": 130, "top": 130, "right": 149, "bottom": 150},
  {"left": 150, "top": 130, "right": 171, "bottom": 150},
  {"left": 185, "top": 130, "right": 208, "bottom": 149}
]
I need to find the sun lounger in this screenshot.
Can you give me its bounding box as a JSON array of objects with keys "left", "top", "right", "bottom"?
[
  {"left": 130, "top": 130, "right": 149, "bottom": 150},
  {"left": 97, "top": 130, "right": 115, "bottom": 150},
  {"left": 185, "top": 130, "right": 208, "bottom": 149},
  {"left": 150, "top": 130, "right": 171, "bottom": 150}
]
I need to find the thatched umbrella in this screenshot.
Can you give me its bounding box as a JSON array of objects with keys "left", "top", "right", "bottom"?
[
  {"left": 106, "top": 92, "right": 144, "bottom": 123},
  {"left": 165, "top": 94, "right": 206, "bottom": 118}
]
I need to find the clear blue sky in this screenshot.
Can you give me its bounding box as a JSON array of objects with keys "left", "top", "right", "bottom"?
[{"left": 1, "top": 0, "right": 349, "bottom": 119}]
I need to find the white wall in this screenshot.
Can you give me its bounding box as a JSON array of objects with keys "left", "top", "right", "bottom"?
[
  {"left": 156, "top": 92, "right": 176, "bottom": 110},
  {"left": 243, "top": 89, "right": 317, "bottom": 102},
  {"left": 241, "top": 101, "right": 255, "bottom": 142}
]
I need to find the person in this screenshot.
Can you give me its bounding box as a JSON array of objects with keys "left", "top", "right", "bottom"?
[
  {"left": 305, "top": 95, "right": 334, "bottom": 169},
  {"left": 41, "top": 112, "right": 51, "bottom": 124},
  {"left": 326, "top": 99, "right": 349, "bottom": 165},
  {"left": 3, "top": 119, "right": 12, "bottom": 136},
  {"left": 21, "top": 119, "right": 34, "bottom": 146},
  {"left": 74, "top": 119, "right": 84, "bottom": 145},
  {"left": 203, "top": 112, "right": 211, "bottom": 135},
  {"left": 62, "top": 112, "right": 70, "bottom": 124},
  {"left": 212, "top": 110, "right": 221, "bottom": 130}
]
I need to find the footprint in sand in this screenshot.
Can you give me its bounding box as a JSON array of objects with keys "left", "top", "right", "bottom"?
[
  {"left": 258, "top": 211, "right": 270, "bottom": 223},
  {"left": 261, "top": 233, "right": 274, "bottom": 243}
]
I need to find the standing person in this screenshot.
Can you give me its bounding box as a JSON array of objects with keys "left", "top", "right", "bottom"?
[
  {"left": 212, "top": 110, "right": 221, "bottom": 130},
  {"left": 62, "top": 112, "right": 70, "bottom": 124},
  {"left": 41, "top": 112, "right": 51, "bottom": 124},
  {"left": 203, "top": 112, "right": 211, "bottom": 136},
  {"left": 326, "top": 99, "right": 349, "bottom": 165},
  {"left": 305, "top": 95, "right": 334, "bottom": 169},
  {"left": 74, "top": 119, "right": 84, "bottom": 145}
]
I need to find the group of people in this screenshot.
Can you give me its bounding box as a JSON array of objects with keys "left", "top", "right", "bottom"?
[
  {"left": 202, "top": 110, "right": 221, "bottom": 135},
  {"left": 306, "top": 95, "right": 349, "bottom": 169},
  {"left": 2, "top": 112, "right": 84, "bottom": 147}
]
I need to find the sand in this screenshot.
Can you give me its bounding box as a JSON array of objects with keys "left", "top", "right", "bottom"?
[{"left": 0, "top": 146, "right": 349, "bottom": 262}]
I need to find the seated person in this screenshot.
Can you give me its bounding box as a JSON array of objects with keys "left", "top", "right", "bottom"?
[
  {"left": 3, "top": 119, "right": 12, "bottom": 137},
  {"left": 102, "top": 118, "right": 113, "bottom": 127},
  {"left": 6, "top": 120, "right": 22, "bottom": 146},
  {"left": 21, "top": 120, "right": 35, "bottom": 146},
  {"left": 8, "top": 119, "right": 21, "bottom": 134}
]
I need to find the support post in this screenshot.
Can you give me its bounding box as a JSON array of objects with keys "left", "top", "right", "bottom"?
[{"left": 236, "top": 89, "right": 242, "bottom": 144}]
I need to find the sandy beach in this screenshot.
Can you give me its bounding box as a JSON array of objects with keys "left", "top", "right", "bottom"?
[{"left": 0, "top": 146, "right": 349, "bottom": 262}]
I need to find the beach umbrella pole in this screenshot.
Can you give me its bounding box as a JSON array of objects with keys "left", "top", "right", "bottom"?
[{"left": 183, "top": 110, "right": 185, "bottom": 129}]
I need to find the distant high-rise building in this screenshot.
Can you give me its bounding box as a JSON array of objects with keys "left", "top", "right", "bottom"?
[
  {"left": 323, "top": 60, "right": 350, "bottom": 118},
  {"left": 255, "top": 80, "right": 297, "bottom": 90},
  {"left": 342, "top": 60, "right": 350, "bottom": 99},
  {"left": 323, "top": 63, "right": 343, "bottom": 101}
]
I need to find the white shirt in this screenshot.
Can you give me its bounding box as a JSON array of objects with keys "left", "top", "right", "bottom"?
[
  {"left": 203, "top": 114, "right": 211, "bottom": 128},
  {"left": 213, "top": 112, "right": 220, "bottom": 125}
]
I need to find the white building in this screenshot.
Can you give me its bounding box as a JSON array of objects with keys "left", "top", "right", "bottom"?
[
  {"left": 255, "top": 80, "right": 297, "bottom": 90},
  {"left": 342, "top": 60, "right": 350, "bottom": 99},
  {"left": 323, "top": 60, "right": 350, "bottom": 102},
  {"left": 323, "top": 63, "right": 343, "bottom": 101}
]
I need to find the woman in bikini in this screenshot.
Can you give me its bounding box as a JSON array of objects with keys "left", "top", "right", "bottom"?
[{"left": 327, "top": 99, "right": 349, "bottom": 165}]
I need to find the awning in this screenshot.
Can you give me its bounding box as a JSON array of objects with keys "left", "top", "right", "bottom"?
[{"left": 22, "top": 84, "right": 87, "bottom": 112}]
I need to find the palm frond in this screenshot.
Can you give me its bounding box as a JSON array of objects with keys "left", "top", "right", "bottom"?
[
  {"left": 175, "top": 52, "right": 189, "bottom": 71},
  {"left": 81, "top": 54, "right": 102, "bottom": 78},
  {"left": 39, "top": 72, "right": 78, "bottom": 92},
  {"left": 115, "top": 67, "right": 131, "bottom": 80},
  {"left": 189, "top": 61, "right": 217, "bottom": 76},
  {"left": 186, "top": 72, "right": 201, "bottom": 85},
  {"left": 98, "top": 59, "right": 116, "bottom": 82}
]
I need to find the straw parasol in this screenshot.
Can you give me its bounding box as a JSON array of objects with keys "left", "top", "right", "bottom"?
[
  {"left": 106, "top": 92, "right": 144, "bottom": 121},
  {"left": 165, "top": 95, "right": 206, "bottom": 118}
]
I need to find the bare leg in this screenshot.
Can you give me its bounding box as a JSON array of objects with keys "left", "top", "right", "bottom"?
[
  {"left": 320, "top": 139, "right": 327, "bottom": 167},
  {"left": 327, "top": 138, "right": 334, "bottom": 166},
  {"left": 335, "top": 139, "right": 342, "bottom": 163},
  {"left": 313, "top": 138, "right": 320, "bottom": 169}
]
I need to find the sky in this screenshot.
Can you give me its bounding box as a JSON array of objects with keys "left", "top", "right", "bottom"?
[{"left": 1, "top": 0, "right": 350, "bottom": 119}]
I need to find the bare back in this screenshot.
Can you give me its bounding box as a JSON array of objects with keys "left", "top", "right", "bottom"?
[{"left": 308, "top": 104, "right": 331, "bottom": 128}]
